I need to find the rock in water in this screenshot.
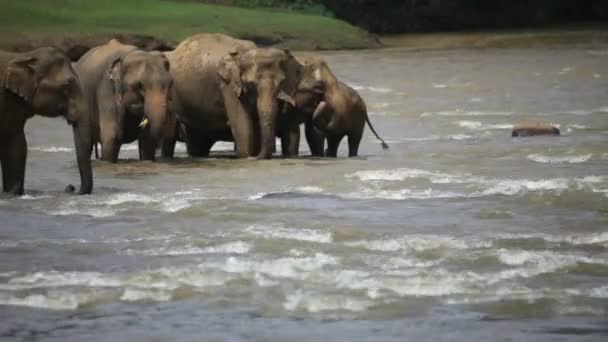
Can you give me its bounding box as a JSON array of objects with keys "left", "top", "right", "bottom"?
[{"left": 512, "top": 122, "right": 560, "bottom": 137}]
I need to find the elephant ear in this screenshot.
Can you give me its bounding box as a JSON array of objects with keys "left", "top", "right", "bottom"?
[
  {"left": 218, "top": 52, "right": 243, "bottom": 98},
  {"left": 107, "top": 57, "right": 124, "bottom": 105},
  {"left": 4, "top": 55, "right": 38, "bottom": 102}
]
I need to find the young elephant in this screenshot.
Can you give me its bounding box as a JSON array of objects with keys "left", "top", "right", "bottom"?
[
  {"left": 1, "top": 47, "right": 93, "bottom": 195},
  {"left": 290, "top": 55, "right": 388, "bottom": 157},
  {"left": 75, "top": 39, "right": 174, "bottom": 162}
]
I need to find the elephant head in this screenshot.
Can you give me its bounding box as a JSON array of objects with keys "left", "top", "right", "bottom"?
[
  {"left": 108, "top": 50, "right": 173, "bottom": 147},
  {"left": 4, "top": 47, "right": 93, "bottom": 194},
  {"left": 294, "top": 55, "right": 337, "bottom": 122},
  {"left": 218, "top": 48, "right": 298, "bottom": 159}
]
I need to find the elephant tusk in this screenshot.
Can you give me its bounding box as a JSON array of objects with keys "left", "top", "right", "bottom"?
[{"left": 139, "top": 117, "right": 149, "bottom": 128}]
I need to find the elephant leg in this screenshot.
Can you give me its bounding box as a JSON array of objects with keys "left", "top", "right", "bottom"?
[
  {"left": 281, "top": 123, "right": 300, "bottom": 158},
  {"left": 185, "top": 130, "right": 214, "bottom": 158},
  {"left": 325, "top": 135, "right": 343, "bottom": 158},
  {"left": 2, "top": 131, "right": 27, "bottom": 195},
  {"left": 347, "top": 128, "right": 363, "bottom": 157},
  {"left": 305, "top": 121, "right": 325, "bottom": 157},
  {"left": 161, "top": 137, "right": 176, "bottom": 159},
  {"left": 138, "top": 132, "right": 157, "bottom": 161}
]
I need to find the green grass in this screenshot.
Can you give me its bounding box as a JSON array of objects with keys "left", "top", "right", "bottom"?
[{"left": 0, "top": 0, "right": 376, "bottom": 49}]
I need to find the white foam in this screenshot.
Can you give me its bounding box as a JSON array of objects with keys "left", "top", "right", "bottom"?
[
  {"left": 18, "top": 194, "right": 53, "bottom": 200},
  {"left": 568, "top": 124, "right": 587, "bottom": 129},
  {"left": 161, "top": 198, "right": 191, "bottom": 213},
  {"left": 294, "top": 186, "right": 324, "bottom": 194},
  {"left": 449, "top": 134, "right": 475, "bottom": 140},
  {"left": 527, "top": 153, "right": 592, "bottom": 164},
  {"left": 347, "top": 168, "right": 474, "bottom": 184},
  {"left": 588, "top": 286, "right": 608, "bottom": 298},
  {"left": 105, "top": 193, "right": 158, "bottom": 206},
  {"left": 598, "top": 107, "right": 608, "bottom": 113},
  {"left": 420, "top": 110, "right": 513, "bottom": 117},
  {"left": 126, "top": 241, "right": 252, "bottom": 257},
  {"left": 351, "top": 85, "right": 394, "bottom": 94},
  {"left": 480, "top": 178, "right": 570, "bottom": 196},
  {"left": 212, "top": 253, "right": 338, "bottom": 279},
  {"left": 2, "top": 271, "right": 121, "bottom": 290},
  {"left": 48, "top": 208, "right": 116, "bottom": 218},
  {"left": 120, "top": 288, "right": 171, "bottom": 302},
  {"left": 0, "top": 293, "right": 81, "bottom": 310},
  {"left": 458, "top": 120, "right": 513, "bottom": 130},
  {"left": 28, "top": 146, "right": 73, "bottom": 153},
  {"left": 345, "top": 235, "right": 478, "bottom": 253},
  {"left": 432, "top": 84, "right": 448, "bottom": 88},
  {"left": 283, "top": 289, "right": 372, "bottom": 312},
  {"left": 245, "top": 225, "right": 332, "bottom": 243},
  {"left": 343, "top": 188, "right": 467, "bottom": 200}
]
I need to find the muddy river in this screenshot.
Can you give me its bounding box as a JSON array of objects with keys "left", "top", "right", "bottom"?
[{"left": 1, "top": 43, "right": 607, "bottom": 341}]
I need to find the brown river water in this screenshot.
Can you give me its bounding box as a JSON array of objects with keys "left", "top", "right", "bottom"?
[{"left": 1, "top": 42, "right": 607, "bottom": 341}]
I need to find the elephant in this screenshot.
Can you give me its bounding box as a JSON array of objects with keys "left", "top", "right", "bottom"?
[
  {"left": 163, "top": 33, "right": 299, "bottom": 159},
  {"left": 282, "top": 55, "right": 388, "bottom": 157},
  {"left": 0, "top": 47, "right": 93, "bottom": 195},
  {"left": 74, "top": 39, "right": 174, "bottom": 162}
]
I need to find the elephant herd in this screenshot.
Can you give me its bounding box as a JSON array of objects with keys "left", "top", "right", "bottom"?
[{"left": 0, "top": 33, "right": 387, "bottom": 196}]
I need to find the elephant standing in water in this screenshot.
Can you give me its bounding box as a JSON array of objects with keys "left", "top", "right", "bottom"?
[
  {"left": 0, "top": 47, "right": 93, "bottom": 195},
  {"left": 75, "top": 39, "right": 174, "bottom": 162},
  {"left": 285, "top": 55, "right": 388, "bottom": 157},
  {"left": 163, "top": 33, "right": 299, "bottom": 159}
]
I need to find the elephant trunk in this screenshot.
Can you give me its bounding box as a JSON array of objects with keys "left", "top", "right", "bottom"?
[
  {"left": 67, "top": 89, "right": 93, "bottom": 194},
  {"left": 256, "top": 83, "right": 279, "bottom": 159},
  {"left": 143, "top": 86, "right": 169, "bottom": 143}
]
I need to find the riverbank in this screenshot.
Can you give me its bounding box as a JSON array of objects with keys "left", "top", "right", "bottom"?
[
  {"left": 0, "top": 0, "right": 378, "bottom": 51},
  {"left": 380, "top": 26, "right": 608, "bottom": 51}
]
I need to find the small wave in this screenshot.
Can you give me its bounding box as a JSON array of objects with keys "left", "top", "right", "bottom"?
[
  {"left": 105, "top": 193, "right": 158, "bottom": 206},
  {"left": 28, "top": 146, "right": 73, "bottom": 153},
  {"left": 283, "top": 289, "right": 372, "bottom": 313},
  {"left": 161, "top": 198, "right": 192, "bottom": 213},
  {"left": 18, "top": 194, "right": 53, "bottom": 200},
  {"left": 527, "top": 153, "right": 592, "bottom": 164},
  {"left": 345, "top": 234, "right": 481, "bottom": 253},
  {"left": 420, "top": 110, "right": 513, "bottom": 117},
  {"left": 48, "top": 208, "right": 116, "bottom": 218},
  {"left": 432, "top": 84, "right": 448, "bottom": 89},
  {"left": 211, "top": 253, "right": 339, "bottom": 280},
  {"left": 245, "top": 225, "right": 332, "bottom": 244},
  {"left": 294, "top": 186, "right": 324, "bottom": 193},
  {"left": 120, "top": 288, "right": 171, "bottom": 302},
  {"left": 457, "top": 120, "right": 513, "bottom": 130},
  {"left": 0, "top": 293, "right": 82, "bottom": 310},
  {"left": 351, "top": 84, "right": 395, "bottom": 94},
  {"left": 343, "top": 188, "right": 467, "bottom": 200},
  {"left": 347, "top": 168, "right": 474, "bottom": 183},
  {"left": 126, "top": 241, "right": 252, "bottom": 257}
]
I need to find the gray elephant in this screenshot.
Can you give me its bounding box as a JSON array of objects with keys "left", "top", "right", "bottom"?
[
  {"left": 287, "top": 55, "right": 388, "bottom": 157},
  {"left": 163, "top": 33, "right": 299, "bottom": 159},
  {"left": 1, "top": 47, "right": 93, "bottom": 195},
  {"left": 75, "top": 39, "right": 174, "bottom": 162}
]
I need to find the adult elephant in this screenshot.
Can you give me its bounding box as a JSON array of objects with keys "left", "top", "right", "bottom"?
[
  {"left": 0, "top": 47, "right": 92, "bottom": 195},
  {"left": 285, "top": 55, "right": 388, "bottom": 157},
  {"left": 164, "top": 34, "right": 299, "bottom": 159},
  {"left": 75, "top": 39, "right": 174, "bottom": 162}
]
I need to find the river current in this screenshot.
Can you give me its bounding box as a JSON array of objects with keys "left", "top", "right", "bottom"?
[{"left": 1, "top": 44, "right": 607, "bottom": 341}]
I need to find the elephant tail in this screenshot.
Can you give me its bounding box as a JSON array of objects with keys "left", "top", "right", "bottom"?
[{"left": 365, "top": 111, "right": 388, "bottom": 150}]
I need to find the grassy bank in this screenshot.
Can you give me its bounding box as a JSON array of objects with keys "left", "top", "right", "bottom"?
[{"left": 0, "top": 0, "right": 377, "bottom": 50}]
